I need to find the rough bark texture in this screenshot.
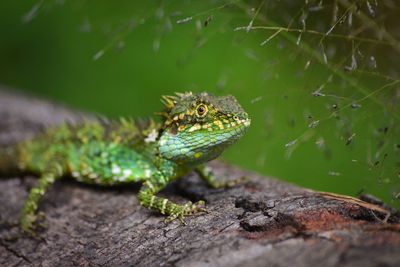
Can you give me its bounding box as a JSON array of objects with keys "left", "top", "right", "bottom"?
[{"left": 0, "top": 87, "right": 400, "bottom": 267}]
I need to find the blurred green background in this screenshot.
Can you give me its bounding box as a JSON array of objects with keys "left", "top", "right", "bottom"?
[{"left": 1, "top": 1, "right": 399, "bottom": 207}]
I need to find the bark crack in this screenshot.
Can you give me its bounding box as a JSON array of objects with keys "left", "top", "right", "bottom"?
[{"left": 0, "top": 239, "right": 31, "bottom": 264}]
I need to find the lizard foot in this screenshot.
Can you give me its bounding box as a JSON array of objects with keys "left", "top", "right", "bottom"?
[
  {"left": 164, "top": 200, "right": 207, "bottom": 224},
  {"left": 20, "top": 212, "right": 46, "bottom": 237}
]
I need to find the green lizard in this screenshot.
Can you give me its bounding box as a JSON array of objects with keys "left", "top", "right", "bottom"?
[{"left": 0, "top": 92, "right": 251, "bottom": 233}]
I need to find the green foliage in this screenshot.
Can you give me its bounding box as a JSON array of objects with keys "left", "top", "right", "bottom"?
[{"left": 0, "top": 0, "right": 399, "bottom": 207}]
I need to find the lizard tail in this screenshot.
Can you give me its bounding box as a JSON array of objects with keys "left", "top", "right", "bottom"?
[{"left": 0, "top": 145, "right": 21, "bottom": 175}]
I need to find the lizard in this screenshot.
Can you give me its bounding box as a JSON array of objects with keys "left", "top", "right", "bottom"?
[{"left": 0, "top": 92, "right": 251, "bottom": 233}]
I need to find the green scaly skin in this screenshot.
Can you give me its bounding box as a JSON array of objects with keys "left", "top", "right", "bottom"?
[{"left": 0, "top": 92, "right": 251, "bottom": 233}]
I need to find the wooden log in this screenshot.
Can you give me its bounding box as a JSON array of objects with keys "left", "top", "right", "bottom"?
[{"left": 0, "top": 87, "right": 399, "bottom": 267}]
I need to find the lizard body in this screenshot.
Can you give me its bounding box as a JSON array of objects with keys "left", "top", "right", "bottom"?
[{"left": 0, "top": 92, "right": 251, "bottom": 233}]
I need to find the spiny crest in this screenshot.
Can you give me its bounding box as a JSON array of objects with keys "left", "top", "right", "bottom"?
[
  {"left": 159, "top": 91, "right": 194, "bottom": 123},
  {"left": 160, "top": 92, "right": 197, "bottom": 112},
  {"left": 161, "top": 94, "right": 178, "bottom": 110}
]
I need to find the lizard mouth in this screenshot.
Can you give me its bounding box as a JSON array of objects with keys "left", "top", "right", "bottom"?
[
  {"left": 196, "top": 117, "right": 250, "bottom": 133},
  {"left": 237, "top": 118, "right": 251, "bottom": 127},
  {"left": 226, "top": 117, "right": 251, "bottom": 132}
]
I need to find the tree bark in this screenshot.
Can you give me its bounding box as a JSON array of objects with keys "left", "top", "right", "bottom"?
[{"left": 0, "top": 86, "right": 399, "bottom": 267}]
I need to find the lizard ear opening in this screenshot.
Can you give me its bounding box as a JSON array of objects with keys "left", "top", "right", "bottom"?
[{"left": 167, "top": 123, "right": 178, "bottom": 135}]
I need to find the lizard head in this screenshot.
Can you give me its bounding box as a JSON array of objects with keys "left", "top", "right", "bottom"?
[{"left": 158, "top": 92, "right": 250, "bottom": 165}]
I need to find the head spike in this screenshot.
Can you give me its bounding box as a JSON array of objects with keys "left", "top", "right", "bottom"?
[
  {"left": 161, "top": 95, "right": 177, "bottom": 110},
  {"left": 175, "top": 91, "right": 192, "bottom": 98},
  {"left": 154, "top": 111, "right": 169, "bottom": 118}
]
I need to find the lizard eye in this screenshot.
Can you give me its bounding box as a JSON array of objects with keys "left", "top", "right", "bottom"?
[{"left": 196, "top": 104, "right": 208, "bottom": 117}]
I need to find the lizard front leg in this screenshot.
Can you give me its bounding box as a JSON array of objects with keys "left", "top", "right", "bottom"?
[
  {"left": 138, "top": 177, "right": 206, "bottom": 224},
  {"left": 20, "top": 161, "right": 64, "bottom": 234},
  {"left": 195, "top": 165, "right": 247, "bottom": 189}
]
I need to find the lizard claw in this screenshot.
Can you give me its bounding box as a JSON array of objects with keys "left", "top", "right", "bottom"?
[{"left": 186, "top": 200, "right": 207, "bottom": 214}]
